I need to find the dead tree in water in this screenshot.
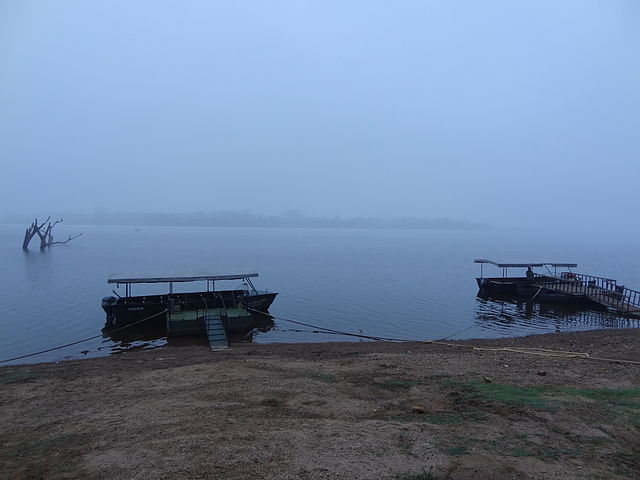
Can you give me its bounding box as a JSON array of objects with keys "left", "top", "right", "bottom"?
[{"left": 22, "top": 217, "right": 82, "bottom": 250}]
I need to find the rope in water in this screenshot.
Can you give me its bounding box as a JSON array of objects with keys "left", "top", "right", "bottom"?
[
  {"left": 0, "top": 309, "right": 168, "bottom": 364},
  {"left": 3, "top": 305, "right": 639, "bottom": 366}
]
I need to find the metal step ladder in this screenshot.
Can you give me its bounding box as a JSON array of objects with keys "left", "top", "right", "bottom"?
[{"left": 204, "top": 312, "right": 229, "bottom": 351}]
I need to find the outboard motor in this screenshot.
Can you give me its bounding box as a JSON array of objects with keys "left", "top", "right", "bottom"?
[
  {"left": 101, "top": 296, "right": 118, "bottom": 329},
  {"left": 102, "top": 296, "right": 117, "bottom": 310}
]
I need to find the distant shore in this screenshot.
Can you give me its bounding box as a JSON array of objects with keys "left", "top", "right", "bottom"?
[
  {"left": 2, "top": 328, "right": 639, "bottom": 479},
  {"left": 1, "top": 211, "right": 492, "bottom": 231}
]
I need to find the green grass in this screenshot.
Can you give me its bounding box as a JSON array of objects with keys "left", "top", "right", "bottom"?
[
  {"left": 0, "top": 371, "right": 37, "bottom": 385},
  {"left": 441, "top": 436, "right": 583, "bottom": 461},
  {"left": 511, "top": 447, "right": 534, "bottom": 457},
  {"left": 447, "top": 445, "right": 469, "bottom": 456},
  {"left": 449, "top": 381, "right": 640, "bottom": 412},
  {"left": 628, "top": 412, "right": 640, "bottom": 426},
  {"left": 377, "top": 379, "right": 422, "bottom": 390},
  {"left": 388, "top": 412, "right": 478, "bottom": 425},
  {"left": 397, "top": 467, "right": 437, "bottom": 479},
  {"left": 398, "top": 441, "right": 413, "bottom": 456},
  {"left": 612, "top": 451, "right": 640, "bottom": 471},
  {"left": 304, "top": 372, "right": 337, "bottom": 383},
  {"left": 461, "top": 381, "right": 555, "bottom": 410},
  {"left": 556, "top": 387, "right": 640, "bottom": 409},
  {"left": 5, "top": 434, "right": 76, "bottom": 459}
]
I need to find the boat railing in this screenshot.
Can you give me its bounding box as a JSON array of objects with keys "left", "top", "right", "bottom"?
[{"left": 534, "top": 272, "right": 640, "bottom": 313}]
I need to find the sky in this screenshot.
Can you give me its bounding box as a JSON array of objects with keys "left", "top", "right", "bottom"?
[{"left": 1, "top": 0, "right": 639, "bottom": 230}]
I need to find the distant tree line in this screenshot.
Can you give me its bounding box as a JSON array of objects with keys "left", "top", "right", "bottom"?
[{"left": 48, "top": 211, "right": 491, "bottom": 230}]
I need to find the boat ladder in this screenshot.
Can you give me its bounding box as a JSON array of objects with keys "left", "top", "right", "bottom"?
[{"left": 204, "top": 311, "right": 229, "bottom": 351}]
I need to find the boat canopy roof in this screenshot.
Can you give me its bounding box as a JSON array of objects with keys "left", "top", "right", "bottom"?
[
  {"left": 474, "top": 259, "right": 577, "bottom": 268},
  {"left": 108, "top": 270, "right": 259, "bottom": 284}
]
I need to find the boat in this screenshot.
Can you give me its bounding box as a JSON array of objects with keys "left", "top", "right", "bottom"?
[
  {"left": 475, "top": 259, "right": 640, "bottom": 316},
  {"left": 474, "top": 259, "right": 579, "bottom": 301},
  {"left": 101, "top": 271, "right": 278, "bottom": 333}
]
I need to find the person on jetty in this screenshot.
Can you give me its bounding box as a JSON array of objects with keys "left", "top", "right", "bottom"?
[{"left": 526, "top": 266, "right": 534, "bottom": 282}]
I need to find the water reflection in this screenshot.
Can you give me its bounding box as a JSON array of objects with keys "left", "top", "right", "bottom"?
[
  {"left": 101, "top": 313, "right": 276, "bottom": 353},
  {"left": 22, "top": 248, "right": 54, "bottom": 287},
  {"left": 475, "top": 293, "right": 640, "bottom": 335}
]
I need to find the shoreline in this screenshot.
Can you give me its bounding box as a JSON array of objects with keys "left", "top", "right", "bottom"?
[
  {"left": 4, "top": 325, "right": 640, "bottom": 368},
  {"left": 2, "top": 328, "right": 639, "bottom": 479}
]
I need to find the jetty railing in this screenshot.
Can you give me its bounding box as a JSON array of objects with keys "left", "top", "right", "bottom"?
[{"left": 533, "top": 272, "right": 640, "bottom": 314}]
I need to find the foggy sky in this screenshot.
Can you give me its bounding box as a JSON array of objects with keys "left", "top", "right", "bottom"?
[{"left": 1, "top": 1, "right": 639, "bottom": 230}]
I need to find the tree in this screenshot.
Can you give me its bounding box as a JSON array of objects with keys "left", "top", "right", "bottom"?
[{"left": 22, "top": 217, "right": 82, "bottom": 250}]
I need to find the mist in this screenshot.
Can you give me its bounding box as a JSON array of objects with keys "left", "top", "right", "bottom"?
[{"left": 1, "top": 1, "right": 639, "bottom": 233}]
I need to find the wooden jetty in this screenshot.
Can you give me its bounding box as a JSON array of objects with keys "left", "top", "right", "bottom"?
[{"left": 532, "top": 273, "right": 640, "bottom": 317}]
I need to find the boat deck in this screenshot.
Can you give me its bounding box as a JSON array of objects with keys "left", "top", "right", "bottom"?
[
  {"left": 167, "top": 307, "right": 253, "bottom": 338},
  {"left": 533, "top": 274, "right": 640, "bottom": 317}
]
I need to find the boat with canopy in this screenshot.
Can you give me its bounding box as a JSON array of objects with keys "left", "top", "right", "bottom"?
[{"left": 101, "top": 270, "right": 277, "bottom": 332}]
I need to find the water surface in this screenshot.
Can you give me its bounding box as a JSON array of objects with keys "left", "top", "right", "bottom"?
[{"left": 1, "top": 224, "right": 638, "bottom": 365}]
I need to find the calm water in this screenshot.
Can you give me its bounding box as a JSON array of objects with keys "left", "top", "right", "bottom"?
[{"left": 1, "top": 224, "right": 639, "bottom": 365}]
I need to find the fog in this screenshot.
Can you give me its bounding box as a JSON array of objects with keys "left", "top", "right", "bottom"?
[{"left": 1, "top": 1, "right": 639, "bottom": 232}]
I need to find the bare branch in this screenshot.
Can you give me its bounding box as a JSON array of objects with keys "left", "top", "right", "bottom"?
[
  {"left": 22, "top": 216, "right": 49, "bottom": 250},
  {"left": 48, "top": 233, "right": 83, "bottom": 245},
  {"left": 33, "top": 217, "right": 50, "bottom": 230}
]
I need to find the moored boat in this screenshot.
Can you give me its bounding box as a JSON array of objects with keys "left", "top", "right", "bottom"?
[
  {"left": 474, "top": 259, "right": 579, "bottom": 301},
  {"left": 102, "top": 271, "right": 277, "bottom": 333}
]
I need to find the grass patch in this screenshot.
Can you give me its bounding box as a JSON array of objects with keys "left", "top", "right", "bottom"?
[
  {"left": 398, "top": 441, "right": 413, "bottom": 456},
  {"left": 0, "top": 371, "right": 37, "bottom": 385},
  {"left": 556, "top": 387, "right": 640, "bottom": 409},
  {"left": 628, "top": 412, "right": 640, "bottom": 426},
  {"left": 612, "top": 452, "right": 640, "bottom": 472},
  {"left": 377, "top": 379, "right": 422, "bottom": 390},
  {"left": 305, "top": 372, "right": 337, "bottom": 383},
  {"left": 447, "top": 445, "right": 469, "bottom": 456},
  {"left": 388, "top": 413, "right": 472, "bottom": 425},
  {"left": 397, "top": 468, "right": 438, "bottom": 479},
  {"left": 441, "top": 436, "right": 582, "bottom": 461},
  {"left": 448, "top": 380, "right": 640, "bottom": 413},
  {"left": 511, "top": 447, "right": 534, "bottom": 457},
  {"left": 6, "top": 434, "right": 76, "bottom": 459},
  {"left": 462, "top": 381, "right": 555, "bottom": 410}
]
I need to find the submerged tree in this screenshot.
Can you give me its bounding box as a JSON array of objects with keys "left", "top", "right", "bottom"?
[{"left": 22, "top": 217, "right": 82, "bottom": 250}]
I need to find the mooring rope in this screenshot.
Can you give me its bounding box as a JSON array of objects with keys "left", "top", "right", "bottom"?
[
  {"left": 245, "top": 306, "right": 418, "bottom": 342},
  {"left": 527, "top": 285, "right": 544, "bottom": 303},
  {"left": 246, "top": 307, "right": 640, "bottom": 365},
  {"left": 4, "top": 306, "right": 639, "bottom": 366},
  {"left": 0, "top": 309, "right": 168, "bottom": 364}
]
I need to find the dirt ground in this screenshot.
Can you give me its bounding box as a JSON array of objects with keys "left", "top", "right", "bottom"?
[{"left": 1, "top": 329, "right": 640, "bottom": 480}]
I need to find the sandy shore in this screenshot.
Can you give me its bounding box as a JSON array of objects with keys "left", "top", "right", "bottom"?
[{"left": 1, "top": 329, "right": 640, "bottom": 479}]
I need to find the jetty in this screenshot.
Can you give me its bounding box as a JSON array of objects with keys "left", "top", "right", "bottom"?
[
  {"left": 533, "top": 273, "right": 640, "bottom": 317},
  {"left": 474, "top": 259, "right": 640, "bottom": 317}
]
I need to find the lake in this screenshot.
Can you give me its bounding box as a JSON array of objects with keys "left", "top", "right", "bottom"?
[{"left": 1, "top": 224, "right": 639, "bottom": 365}]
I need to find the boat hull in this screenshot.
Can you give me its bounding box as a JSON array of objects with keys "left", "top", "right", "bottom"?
[
  {"left": 476, "top": 277, "right": 588, "bottom": 302},
  {"left": 102, "top": 290, "right": 277, "bottom": 332}
]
